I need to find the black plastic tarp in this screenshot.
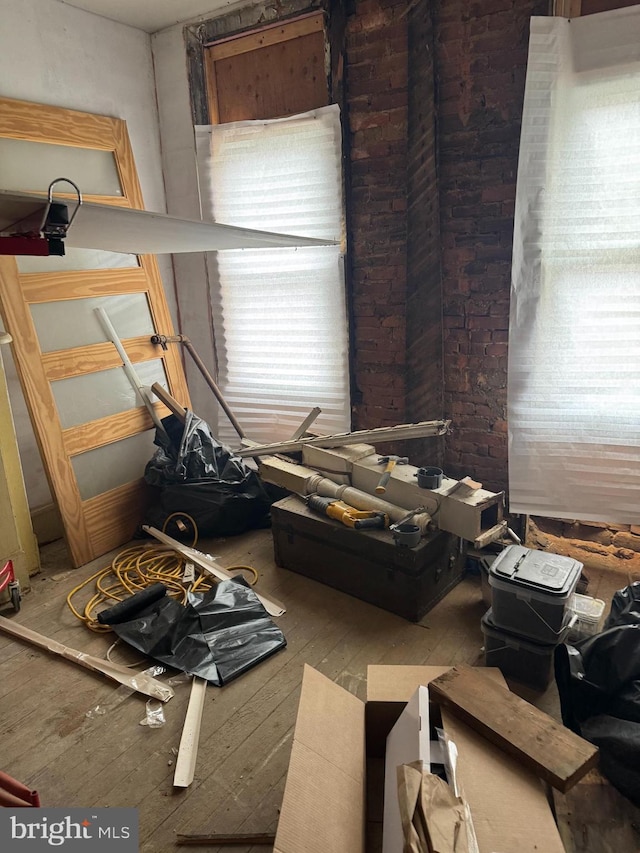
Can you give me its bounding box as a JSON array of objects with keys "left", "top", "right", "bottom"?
[
  {"left": 555, "top": 582, "right": 640, "bottom": 804},
  {"left": 143, "top": 411, "right": 272, "bottom": 538},
  {"left": 105, "top": 578, "right": 286, "bottom": 686}
]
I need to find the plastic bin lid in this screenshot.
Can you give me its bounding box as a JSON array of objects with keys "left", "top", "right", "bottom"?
[{"left": 489, "top": 545, "right": 582, "bottom": 596}]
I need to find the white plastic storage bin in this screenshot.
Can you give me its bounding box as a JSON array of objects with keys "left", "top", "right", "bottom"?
[
  {"left": 481, "top": 609, "right": 568, "bottom": 690},
  {"left": 489, "top": 545, "right": 582, "bottom": 644},
  {"left": 567, "top": 593, "right": 605, "bottom": 642}
]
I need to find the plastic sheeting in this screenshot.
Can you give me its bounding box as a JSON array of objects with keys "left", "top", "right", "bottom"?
[
  {"left": 508, "top": 9, "right": 640, "bottom": 524},
  {"left": 143, "top": 412, "right": 272, "bottom": 538},
  {"left": 555, "top": 582, "right": 640, "bottom": 804},
  {"left": 106, "top": 578, "right": 286, "bottom": 686}
]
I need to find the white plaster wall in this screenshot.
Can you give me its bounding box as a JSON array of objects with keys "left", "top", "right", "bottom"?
[
  {"left": 151, "top": 23, "right": 219, "bottom": 431},
  {"left": 0, "top": 0, "right": 175, "bottom": 509}
]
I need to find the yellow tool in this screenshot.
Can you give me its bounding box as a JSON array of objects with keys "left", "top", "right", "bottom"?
[{"left": 303, "top": 494, "right": 389, "bottom": 530}]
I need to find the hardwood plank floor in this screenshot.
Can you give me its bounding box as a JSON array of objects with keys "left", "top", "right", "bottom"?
[{"left": 0, "top": 528, "right": 635, "bottom": 852}]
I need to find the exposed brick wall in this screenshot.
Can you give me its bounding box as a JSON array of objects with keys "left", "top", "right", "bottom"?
[
  {"left": 434, "top": 0, "right": 547, "bottom": 495},
  {"left": 344, "top": 0, "right": 547, "bottom": 483},
  {"left": 406, "top": 0, "right": 444, "bottom": 467},
  {"left": 345, "top": 0, "right": 410, "bottom": 430}
]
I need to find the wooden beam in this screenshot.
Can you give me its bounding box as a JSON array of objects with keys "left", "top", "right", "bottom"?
[
  {"left": 429, "top": 666, "right": 599, "bottom": 792},
  {"left": 0, "top": 615, "right": 173, "bottom": 702},
  {"left": 235, "top": 419, "right": 451, "bottom": 458},
  {"left": 174, "top": 676, "right": 207, "bottom": 788},
  {"left": 206, "top": 12, "right": 324, "bottom": 60},
  {"left": 143, "top": 526, "right": 286, "bottom": 618},
  {"left": 290, "top": 406, "right": 322, "bottom": 440},
  {"left": 151, "top": 382, "right": 186, "bottom": 423}
]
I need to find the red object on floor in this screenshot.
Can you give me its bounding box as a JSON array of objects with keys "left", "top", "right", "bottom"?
[{"left": 0, "top": 771, "right": 40, "bottom": 807}]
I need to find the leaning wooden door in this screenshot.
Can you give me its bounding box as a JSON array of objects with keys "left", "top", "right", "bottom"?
[{"left": 0, "top": 97, "right": 190, "bottom": 567}]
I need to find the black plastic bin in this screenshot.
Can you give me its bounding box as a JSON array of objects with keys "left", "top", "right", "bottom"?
[{"left": 482, "top": 608, "right": 569, "bottom": 690}]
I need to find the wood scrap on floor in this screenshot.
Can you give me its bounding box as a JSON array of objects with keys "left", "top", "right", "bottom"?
[
  {"left": 0, "top": 614, "right": 173, "bottom": 702},
  {"left": 430, "top": 665, "right": 599, "bottom": 792},
  {"left": 174, "top": 677, "right": 207, "bottom": 788}
]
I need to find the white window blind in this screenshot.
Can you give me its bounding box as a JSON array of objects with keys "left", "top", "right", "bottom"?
[
  {"left": 509, "top": 10, "right": 640, "bottom": 524},
  {"left": 196, "top": 105, "right": 350, "bottom": 448}
]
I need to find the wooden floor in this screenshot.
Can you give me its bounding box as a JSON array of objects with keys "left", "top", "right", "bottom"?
[{"left": 0, "top": 529, "right": 638, "bottom": 852}]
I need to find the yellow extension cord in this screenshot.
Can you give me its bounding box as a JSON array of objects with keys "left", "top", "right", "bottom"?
[{"left": 66, "top": 512, "right": 259, "bottom": 633}]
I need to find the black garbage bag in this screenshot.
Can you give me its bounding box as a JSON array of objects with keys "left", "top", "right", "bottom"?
[
  {"left": 581, "top": 716, "right": 640, "bottom": 807},
  {"left": 105, "top": 577, "right": 286, "bottom": 686},
  {"left": 143, "top": 411, "right": 272, "bottom": 538},
  {"left": 606, "top": 581, "right": 640, "bottom": 628},
  {"left": 555, "top": 582, "right": 640, "bottom": 805}
]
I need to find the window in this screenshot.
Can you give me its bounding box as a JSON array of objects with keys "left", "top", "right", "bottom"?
[
  {"left": 508, "top": 9, "right": 640, "bottom": 524},
  {"left": 196, "top": 105, "right": 350, "bottom": 446},
  {"left": 196, "top": 13, "right": 350, "bottom": 447}
]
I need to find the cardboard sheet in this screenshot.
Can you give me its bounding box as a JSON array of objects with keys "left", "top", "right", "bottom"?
[{"left": 274, "top": 665, "right": 366, "bottom": 853}]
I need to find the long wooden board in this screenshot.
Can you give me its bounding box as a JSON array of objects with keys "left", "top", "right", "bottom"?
[
  {"left": 429, "top": 665, "right": 599, "bottom": 792},
  {"left": 143, "top": 525, "right": 286, "bottom": 618},
  {"left": 174, "top": 677, "right": 207, "bottom": 788},
  {"left": 236, "top": 419, "right": 451, "bottom": 458},
  {"left": 0, "top": 615, "right": 173, "bottom": 703}
]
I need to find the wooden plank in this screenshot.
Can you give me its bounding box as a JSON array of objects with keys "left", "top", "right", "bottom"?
[
  {"left": 83, "top": 479, "right": 154, "bottom": 558},
  {"left": 204, "top": 46, "right": 220, "bottom": 126},
  {"left": 0, "top": 616, "right": 173, "bottom": 702},
  {"left": 236, "top": 419, "right": 451, "bottom": 458},
  {"left": 290, "top": 406, "right": 322, "bottom": 440},
  {"left": 207, "top": 13, "right": 324, "bottom": 61},
  {"left": 429, "top": 665, "right": 599, "bottom": 792},
  {"left": 62, "top": 404, "right": 169, "bottom": 457},
  {"left": 151, "top": 382, "right": 186, "bottom": 422},
  {"left": 174, "top": 677, "right": 208, "bottom": 788},
  {"left": 43, "top": 337, "right": 161, "bottom": 381},
  {"left": 20, "top": 267, "right": 147, "bottom": 304},
  {"left": 143, "top": 525, "right": 286, "bottom": 618},
  {"left": 212, "top": 30, "right": 328, "bottom": 123}
]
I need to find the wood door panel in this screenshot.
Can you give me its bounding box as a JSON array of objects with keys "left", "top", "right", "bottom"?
[
  {"left": 42, "top": 337, "right": 161, "bottom": 381},
  {"left": 62, "top": 403, "right": 169, "bottom": 457},
  {"left": 0, "top": 97, "right": 190, "bottom": 566},
  {"left": 21, "top": 268, "right": 148, "bottom": 303},
  {"left": 83, "top": 479, "right": 154, "bottom": 558}
]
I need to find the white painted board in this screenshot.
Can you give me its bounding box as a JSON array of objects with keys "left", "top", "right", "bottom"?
[{"left": 382, "top": 685, "right": 431, "bottom": 853}]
